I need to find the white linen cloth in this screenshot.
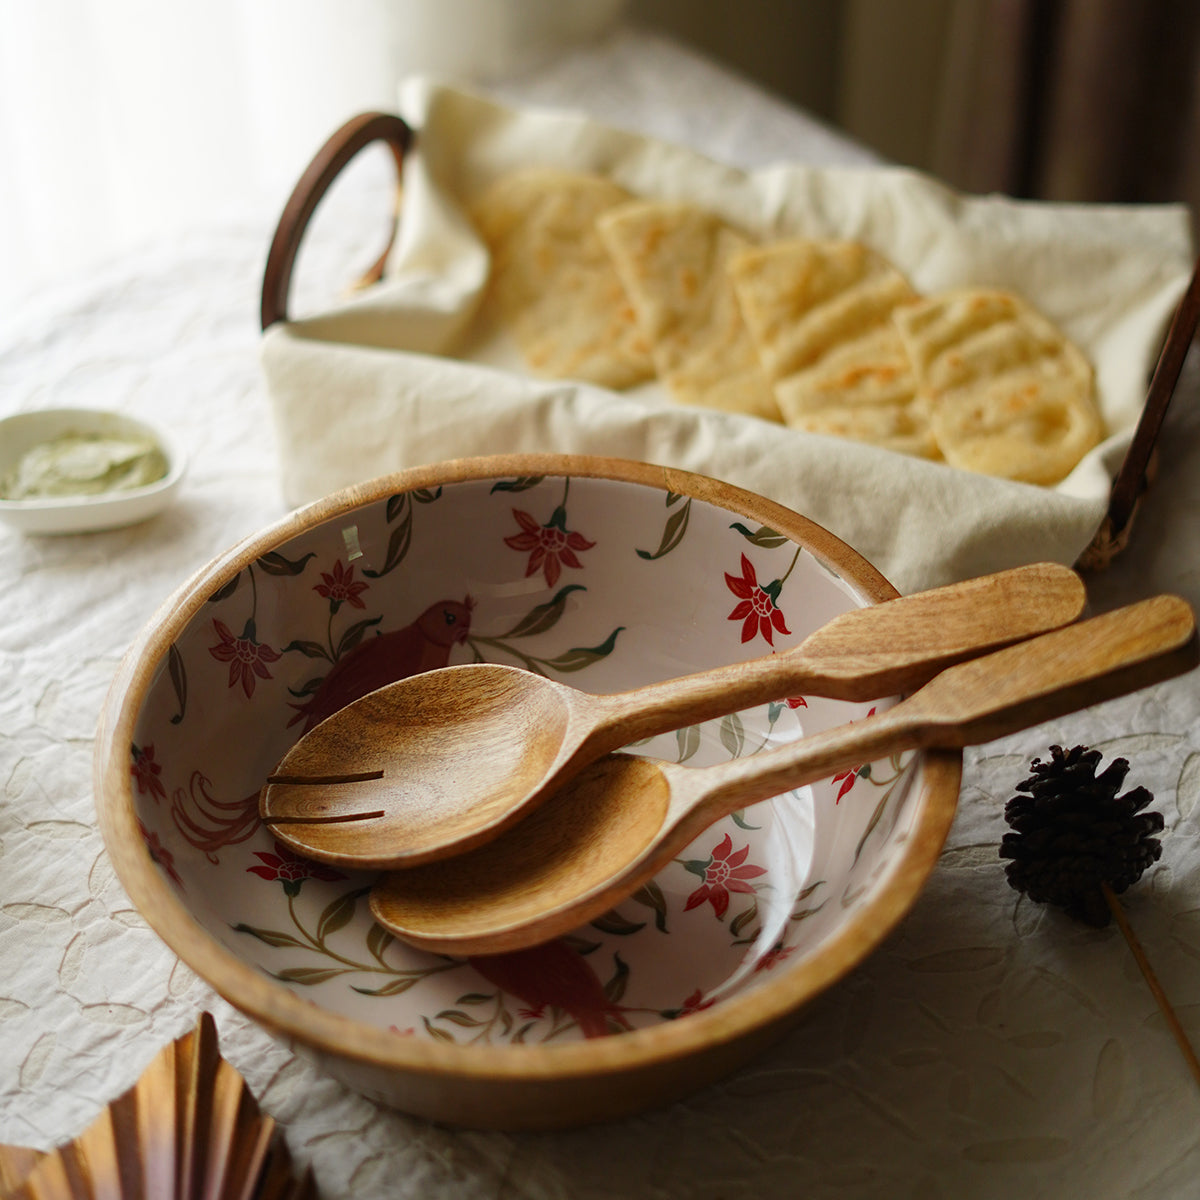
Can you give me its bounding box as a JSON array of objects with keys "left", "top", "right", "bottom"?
[
  {"left": 4, "top": 26, "right": 1200, "bottom": 1200},
  {"left": 262, "top": 79, "right": 1193, "bottom": 593}
]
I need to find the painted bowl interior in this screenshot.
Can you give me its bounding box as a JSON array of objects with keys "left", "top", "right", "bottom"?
[{"left": 116, "top": 462, "right": 953, "bottom": 1061}]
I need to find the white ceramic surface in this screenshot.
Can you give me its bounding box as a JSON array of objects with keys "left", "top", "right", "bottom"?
[{"left": 0, "top": 408, "right": 185, "bottom": 535}]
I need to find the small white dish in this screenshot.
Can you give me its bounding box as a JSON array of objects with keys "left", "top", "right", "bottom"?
[{"left": 0, "top": 408, "right": 185, "bottom": 535}]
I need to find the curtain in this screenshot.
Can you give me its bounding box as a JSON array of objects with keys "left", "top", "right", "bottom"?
[
  {"left": 0, "top": 0, "right": 424, "bottom": 319},
  {"left": 0, "top": 0, "right": 626, "bottom": 320},
  {"left": 4, "top": 0, "right": 1195, "bottom": 323},
  {"left": 930, "top": 0, "right": 1200, "bottom": 215}
]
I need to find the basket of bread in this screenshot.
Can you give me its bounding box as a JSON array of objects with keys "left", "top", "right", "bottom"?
[{"left": 260, "top": 82, "right": 1196, "bottom": 592}]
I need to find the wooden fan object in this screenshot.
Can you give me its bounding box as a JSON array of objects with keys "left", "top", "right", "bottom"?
[{"left": 0, "top": 1014, "right": 315, "bottom": 1200}]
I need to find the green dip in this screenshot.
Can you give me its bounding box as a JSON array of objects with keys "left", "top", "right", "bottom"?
[{"left": 1, "top": 432, "right": 169, "bottom": 500}]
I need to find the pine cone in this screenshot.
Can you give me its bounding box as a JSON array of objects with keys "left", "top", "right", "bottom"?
[{"left": 999, "top": 744, "right": 1163, "bottom": 927}]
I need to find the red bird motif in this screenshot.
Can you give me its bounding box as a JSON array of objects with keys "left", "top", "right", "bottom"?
[
  {"left": 293, "top": 596, "right": 473, "bottom": 731},
  {"left": 467, "top": 941, "right": 632, "bottom": 1039}
]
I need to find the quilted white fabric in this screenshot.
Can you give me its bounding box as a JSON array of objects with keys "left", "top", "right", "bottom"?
[{"left": 2, "top": 25, "right": 1200, "bottom": 1200}]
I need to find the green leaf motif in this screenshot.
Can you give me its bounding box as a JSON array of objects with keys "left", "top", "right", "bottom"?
[
  {"left": 589, "top": 910, "right": 646, "bottom": 936},
  {"left": 604, "top": 953, "right": 630, "bottom": 1004},
  {"left": 730, "top": 522, "right": 789, "bottom": 548},
  {"left": 490, "top": 476, "right": 545, "bottom": 493},
  {"left": 422, "top": 1016, "right": 457, "bottom": 1042},
  {"left": 631, "top": 880, "right": 669, "bottom": 933},
  {"left": 435, "top": 1009, "right": 484, "bottom": 1028},
  {"left": 288, "top": 675, "right": 327, "bottom": 699},
  {"left": 498, "top": 585, "right": 585, "bottom": 639},
  {"left": 682, "top": 857, "right": 710, "bottom": 879},
  {"left": 352, "top": 974, "right": 423, "bottom": 997},
  {"left": 208, "top": 574, "right": 240, "bottom": 603},
  {"left": 676, "top": 724, "right": 701, "bottom": 763},
  {"left": 854, "top": 788, "right": 893, "bottom": 865},
  {"left": 730, "top": 901, "right": 759, "bottom": 938},
  {"left": 561, "top": 935, "right": 602, "bottom": 955},
  {"left": 316, "top": 887, "right": 369, "bottom": 941},
  {"left": 256, "top": 550, "right": 317, "bottom": 576},
  {"left": 282, "top": 638, "right": 330, "bottom": 660},
  {"left": 541, "top": 627, "right": 625, "bottom": 673},
  {"left": 730, "top": 809, "right": 762, "bottom": 831},
  {"left": 275, "top": 966, "right": 349, "bottom": 985},
  {"left": 790, "top": 902, "right": 827, "bottom": 924},
  {"left": 335, "top": 616, "right": 383, "bottom": 659},
  {"left": 168, "top": 644, "right": 187, "bottom": 725},
  {"left": 720, "top": 712, "right": 745, "bottom": 759},
  {"left": 456, "top": 992, "right": 494, "bottom": 1005},
  {"left": 363, "top": 506, "right": 413, "bottom": 578},
  {"left": 413, "top": 487, "right": 442, "bottom": 504},
  {"left": 366, "top": 923, "right": 394, "bottom": 964},
  {"left": 636, "top": 497, "right": 692, "bottom": 560},
  {"left": 385, "top": 493, "right": 407, "bottom": 522},
  {"left": 232, "top": 923, "right": 306, "bottom": 949}
]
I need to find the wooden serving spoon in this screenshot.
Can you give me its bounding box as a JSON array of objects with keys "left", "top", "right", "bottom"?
[
  {"left": 260, "top": 562, "right": 1085, "bottom": 869},
  {"left": 369, "top": 594, "right": 1198, "bottom": 955}
]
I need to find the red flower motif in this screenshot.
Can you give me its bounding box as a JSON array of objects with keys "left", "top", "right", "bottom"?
[
  {"left": 505, "top": 507, "right": 594, "bottom": 588},
  {"left": 138, "top": 820, "right": 182, "bottom": 887},
  {"left": 725, "top": 554, "right": 791, "bottom": 646},
  {"left": 675, "top": 988, "right": 717, "bottom": 1018},
  {"left": 209, "top": 618, "right": 281, "bottom": 698},
  {"left": 131, "top": 742, "right": 166, "bottom": 801},
  {"left": 683, "top": 832, "right": 768, "bottom": 918},
  {"left": 314, "top": 559, "right": 368, "bottom": 613},
  {"left": 754, "top": 943, "right": 797, "bottom": 973},
  {"left": 831, "top": 706, "right": 877, "bottom": 802},
  {"left": 248, "top": 840, "right": 346, "bottom": 896},
  {"left": 831, "top": 766, "right": 859, "bottom": 802}
]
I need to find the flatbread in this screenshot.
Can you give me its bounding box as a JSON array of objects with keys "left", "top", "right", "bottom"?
[
  {"left": 597, "top": 201, "right": 782, "bottom": 422},
  {"left": 894, "top": 288, "right": 1102, "bottom": 484},
  {"left": 730, "top": 239, "right": 936, "bottom": 456},
  {"left": 469, "top": 169, "right": 655, "bottom": 389}
]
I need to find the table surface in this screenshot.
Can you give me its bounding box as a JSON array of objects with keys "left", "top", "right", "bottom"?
[{"left": 2, "top": 24, "right": 1200, "bottom": 1200}]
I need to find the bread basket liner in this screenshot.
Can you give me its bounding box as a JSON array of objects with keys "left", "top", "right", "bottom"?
[{"left": 260, "top": 79, "right": 1194, "bottom": 594}]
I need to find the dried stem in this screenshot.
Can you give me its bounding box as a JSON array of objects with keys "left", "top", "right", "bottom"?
[{"left": 1102, "top": 881, "right": 1200, "bottom": 1092}]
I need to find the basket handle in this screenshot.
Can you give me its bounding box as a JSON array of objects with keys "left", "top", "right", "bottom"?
[
  {"left": 1079, "top": 253, "right": 1200, "bottom": 568},
  {"left": 260, "top": 111, "right": 414, "bottom": 331}
]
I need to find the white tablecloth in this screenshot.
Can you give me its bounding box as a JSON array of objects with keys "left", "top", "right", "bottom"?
[{"left": 2, "top": 25, "right": 1199, "bottom": 1200}]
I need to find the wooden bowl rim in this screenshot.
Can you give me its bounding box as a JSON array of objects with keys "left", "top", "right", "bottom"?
[{"left": 94, "top": 453, "right": 962, "bottom": 1085}]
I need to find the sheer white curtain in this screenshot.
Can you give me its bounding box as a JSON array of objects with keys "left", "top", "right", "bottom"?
[
  {"left": 0, "top": 0, "right": 422, "bottom": 318},
  {"left": 0, "top": 0, "right": 627, "bottom": 320}
]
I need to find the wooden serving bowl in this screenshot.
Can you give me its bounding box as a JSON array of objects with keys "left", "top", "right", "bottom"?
[{"left": 94, "top": 455, "right": 961, "bottom": 1129}]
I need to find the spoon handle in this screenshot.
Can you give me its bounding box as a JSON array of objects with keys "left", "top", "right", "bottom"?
[
  {"left": 660, "top": 594, "right": 1197, "bottom": 853},
  {"left": 587, "top": 562, "right": 1085, "bottom": 747}
]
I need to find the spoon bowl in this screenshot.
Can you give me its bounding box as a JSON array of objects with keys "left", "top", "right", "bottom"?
[
  {"left": 261, "top": 562, "right": 1086, "bottom": 868},
  {"left": 262, "top": 664, "right": 575, "bottom": 862},
  {"left": 371, "top": 594, "right": 1199, "bottom": 955}
]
